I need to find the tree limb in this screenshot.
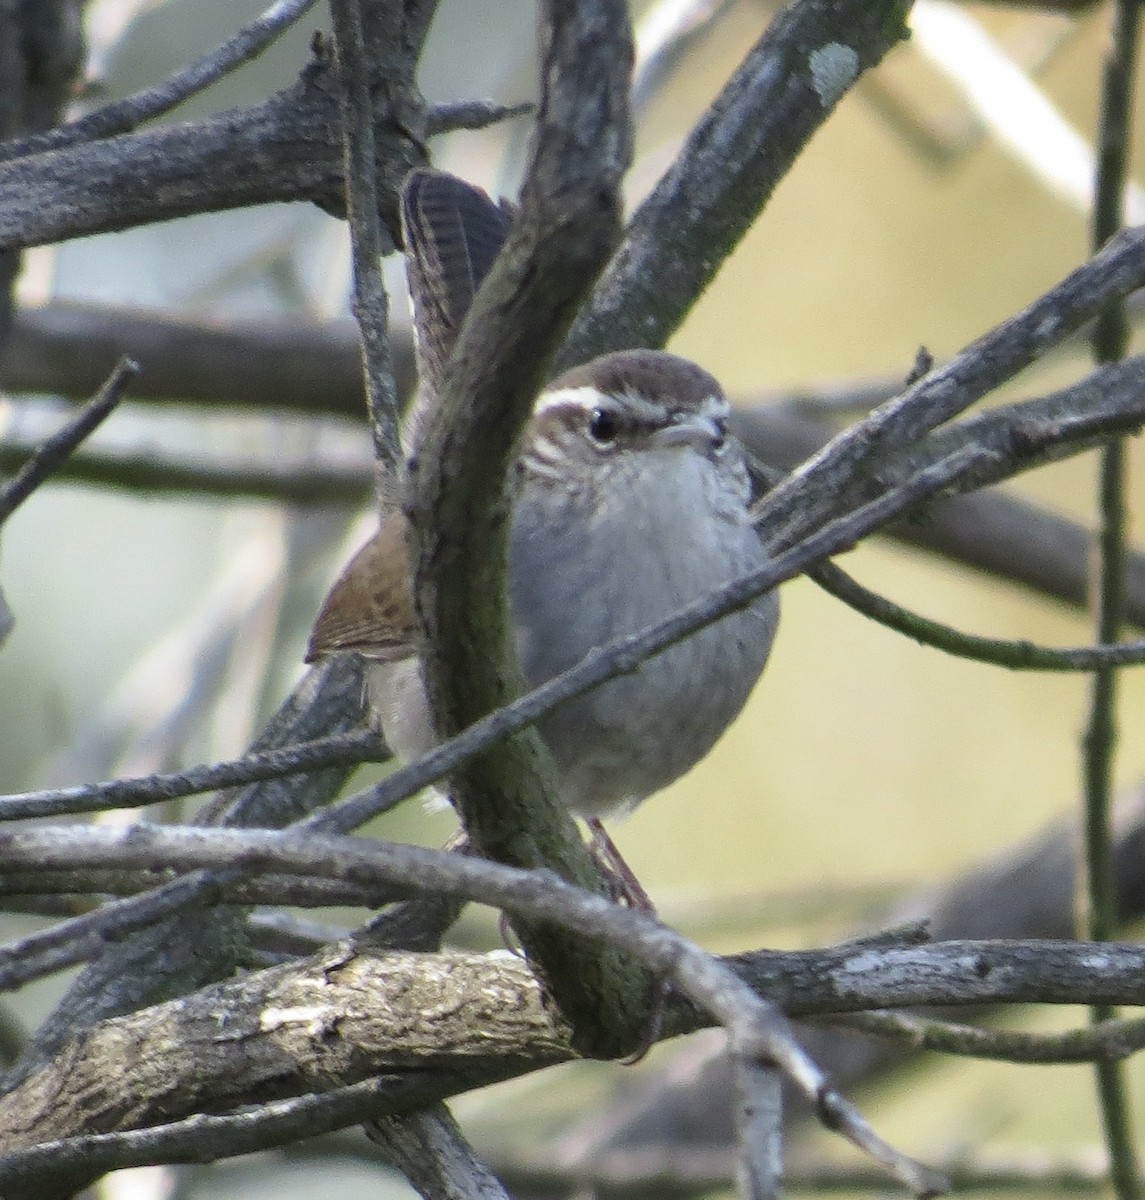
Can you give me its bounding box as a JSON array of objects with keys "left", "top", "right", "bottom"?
[
  {"left": 406, "top": 0, "right": 647, "bottom": 1059},
  {"left": 0, "top": 40, "right": 420, "bottom": 252},
  {"left": 559, "top": 0, "right": 912, "bottom": 368}
]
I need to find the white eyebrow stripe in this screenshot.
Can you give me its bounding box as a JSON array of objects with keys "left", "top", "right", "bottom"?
[
  {"left": 532, "top": 386, "right": 603, "bottom": 415},
  {"left": 533, "top": 384, "right": 729, "bottom": 424}
]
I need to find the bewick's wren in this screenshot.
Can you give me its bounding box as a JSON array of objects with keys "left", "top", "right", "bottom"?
[{"left": 307, "top": 172, "right": 778, "bottom": 826}]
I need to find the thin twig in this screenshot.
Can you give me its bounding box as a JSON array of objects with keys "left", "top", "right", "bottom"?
[
  {"left": 0, "top": 357, "right": 137, "bottom": 524},
  {"left": 0, "top": 439, "right": 372, "bottom": 503},
  {"left": 843, "top": 355, "right": 1145, "bottom": 503},
  {"left": 485, "top": 1145, "right": 1125, "bottom": 1198},
  {"left": 1083, "top": 82, "right": 1137, "bottom": 940},
  {"left": 0, "top": 0, "right": 320, "bottom": 164},
  {"left": 0, "top": 1077, "right": 401, "bottom": 1188},
  {"left": 734, "top": 405, "right": 1145, "bottom": 631},
  {"left": 1081, "top": 4, "right": 1143, "bottom": 1197},
  {"left": 756, "top": 224, "right": 1145, "bottom": 552},
  {"left": 0, "top": 871, "right": 242, "bottom": 993},
  {"left": 0, "top": 730, "right": 383, "bottom": 821},
  {"left": 426, "top": 100, "right": 532, "bottom": 135},
  {"left": 328, "top": 0, "right": 401, "bottom": 469},
  {"left": 825, "top": 1010, "right": 1145, "bottom": 1065},
  {"left": 809, "top": 560, "right": 1145, "bottom": 672}
]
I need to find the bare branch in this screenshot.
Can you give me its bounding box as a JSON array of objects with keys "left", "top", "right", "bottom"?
[
  {"left": 730, "top": 404, "right": 1145, "bottom": 630},
  {"left": 0, "top": 1077, "right": 403, "bottom": 1191},
  {"left": 0, "top": 730, "right": 383, "bottom": 821},
  {"left": 407, "top": 0, "right": 643, "bottom": 1058},
  {"left": 825, "top": 1010, "right": 1145, "bottom": 1065},
  {"left": 0, "top": 437, "right": 372, "bottom": 504},
  {"left": 485, "top": 1146, "right": 1117, "bottom": 1200},
  {"left": 0, "top": 871, "right": 246, "bottom": 993},
  {"left": 733, "top": 1059, "right": 783, "bottom": 1200},
  {"left": 866, "top": 355, "right": 1145, "bottom": 498},
  {"left": 809, "top": 559, "right": 1145, "bottom": 673},
  {"left": 328, "top": 0, "right": 402, "bottom": 466},
  {"left": 1, "top": 302, "right": 406, "bottom": 414},
  {"left": 1079, "top": 3, "right": 1143, "bottom": 1193},
  {"left": 757, "top": 224, "right": 1145, "bottom": 551},
  {"left": 560, "top": 0, "right": 912, "bottom": 367},
  {"left": 426, "top": 100, "right": 532, "bottom": 135},
  {"left": 0, "top": 0, "right": 321, "bottom": 163},
  {"left": 0, "top": 824, "right": 954, "bottom": 1194},
  {"left": 0, "top": 42, "right": 425, "bottom": 252},
  {"left": 364, "top": 1106, "right": 512, "bottom": 1200},
  {"left": 0, "top": 356, "right": 136, "bottom": 524},
  {"left": 7, "top": 822, "right": 1145, "bottom": 1189}
]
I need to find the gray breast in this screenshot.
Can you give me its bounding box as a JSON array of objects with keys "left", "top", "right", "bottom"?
[{"left": 508, "top": 448, "right": 778, "bottom": 817}]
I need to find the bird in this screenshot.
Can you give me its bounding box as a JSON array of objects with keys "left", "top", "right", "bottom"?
[{"left": 306, "top": 170, "right": 779, "bottom": 898}]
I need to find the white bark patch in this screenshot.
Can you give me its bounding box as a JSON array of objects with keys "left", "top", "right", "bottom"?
[
  {"left": 809, "top": 43, "right": 859, "bottom": 109},
  {"left": 260, "top": 1004, "right": 333, "bottom": 1036}
]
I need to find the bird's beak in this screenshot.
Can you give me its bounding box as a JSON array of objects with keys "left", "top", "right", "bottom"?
[{"left": 653, "top": 411, "right": 727, "bottom": 452}]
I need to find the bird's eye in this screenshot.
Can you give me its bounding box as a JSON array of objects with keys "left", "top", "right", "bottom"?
[{"left": 588, "top": 407, "right": 620, "bottom": 445}]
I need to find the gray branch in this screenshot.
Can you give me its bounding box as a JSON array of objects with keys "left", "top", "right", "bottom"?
[
  {"left": 0, "top": 817, "right": 1140, "bottom": 1191},
  {"left": 0, "top": 356, "right": 136, "bottom": 525},
  {"left": 0, "top": 821, "right": 953, "bottom": 1194},
  {"left": 0, "top": 51, "right": 412, "bottom": 252},
  {"left": 0, "top": 0, "right": 321, "bottom": 162},
  {"left": 756, "top": 224, "right": 1145, "bottom": 552},
  {"left": 406, "top": 0, "right": 648, "bottom": 1061},
  {"left": 11, "top": 302, "right": 1145, "bottom": 632},
  {"left": 0, "top": 730, "right": 382, "bottom": 823},
  {"left": 559, "top": 0, "right": 912, "bottom": 368}
]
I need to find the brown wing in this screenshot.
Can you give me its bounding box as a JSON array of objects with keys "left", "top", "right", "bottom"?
[{"left": 305, "top": 511, "right": 416, "bottom": 663}]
